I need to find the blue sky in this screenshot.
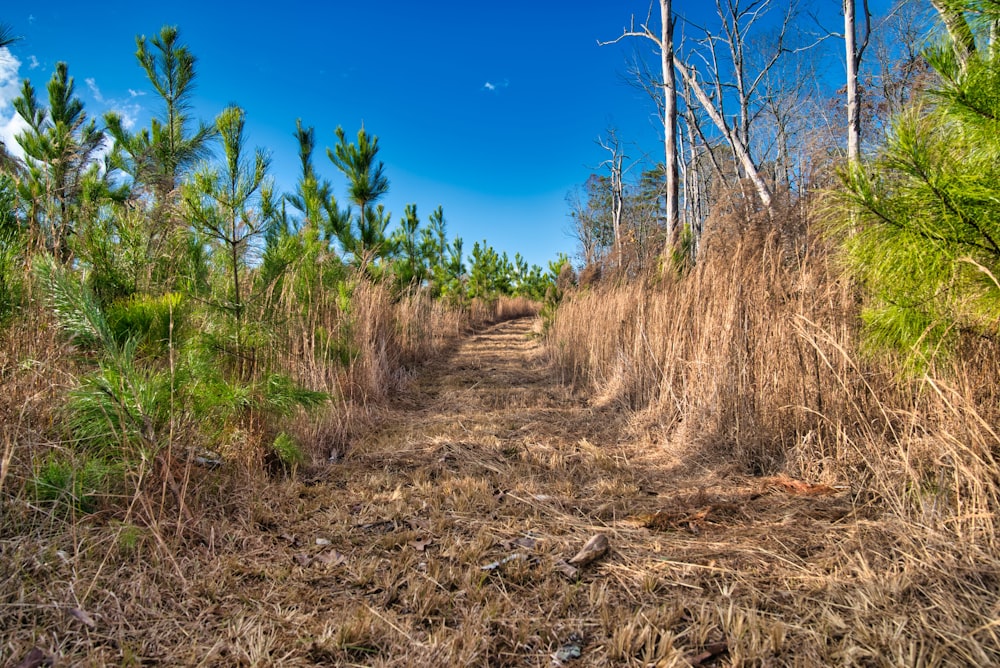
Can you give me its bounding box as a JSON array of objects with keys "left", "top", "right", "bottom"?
[{"left": 0, "top": 1, "right": 898, "bottom": 268}]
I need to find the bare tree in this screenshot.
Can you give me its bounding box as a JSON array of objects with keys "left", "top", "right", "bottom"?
[
  {"left": 566, "top": 178, "right": 612, "bottom": 267},
  {"left": 601, "top": 0, "right": 680, "bottom": 250},
  {"left": 597, "top": 131, "right": 627, "bottom": 268},
  {"left": 675, "top": 61, "right": 774, "bottom": 212},
  {"left": 661, "top": 0, "right": 679, "bottom": 247},
  {"left": 870, "top": 2, "right": 932, "bottom": 120},
  {"left": 676, "top": 0, "right": 832, "bottom": 216},
  {"left": 678, "top": 74, "right": 730, "bottom": 256},
  {"left": 674, "top": 1, "right": 785, "bottom": 213}
]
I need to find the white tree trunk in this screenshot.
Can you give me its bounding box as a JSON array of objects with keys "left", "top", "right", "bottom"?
[
  {"left": 661, "top": 0, "right": 680, "bottom": 248},
  {"left": 845, "top": 0, "right": 862, "bottom": 166}
]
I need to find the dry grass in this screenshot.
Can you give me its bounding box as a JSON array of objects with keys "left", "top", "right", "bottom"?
[
  {"left": 5, "top": 231, "right": 1000, "bottom": 665},
  {"left": 2, "top": 303, "right": 997, "bottom": 665},
  {"left": 548, "top": 222, "right": 1000, "bottom": 664},
  {"left": 0, "top": 277, "right": 556, "bottom": 666}
]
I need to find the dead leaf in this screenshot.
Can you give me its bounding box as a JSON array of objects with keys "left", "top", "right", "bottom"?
[
  {"left": 14, "top": 648, "right": 51, "bottom": 668},
  {"left": 408, "top": 538, "right": 433, "bottom": 552},
  {"left": 689, "top": 640, "right": 728, "bottom": 666},
  {"left": 314, "top": 550, "right": 347, "bottom": 566},
  {"left": 68, "top": 607, "right": 95, "bottom": 628},
  {"left": 553, "top": 559, "right": 580, "bottom": 580},
  {"left": 767, "top": 475, "right": 838, "bottom": 496},
  {"left": 293, "top": 553, "right": 313, "bottom": 567},
  {"left": 567, "top": 534, "right": 609, "bottom": 567}
]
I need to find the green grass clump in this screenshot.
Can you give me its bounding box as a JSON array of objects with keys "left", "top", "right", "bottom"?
[
  {"left": 270, "top": 431, "right": 305, "bottom": 473},
  {"left": 32, "top": 453, "right": 116, "bottom": 513}
]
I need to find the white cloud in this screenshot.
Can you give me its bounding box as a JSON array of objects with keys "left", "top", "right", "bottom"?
[
  {"left": 110, "top": 102, "right": 140, "bottom": 130},
  {"left": 86, "top": 76, "right": 142, "bottom": 129},
  {"left": 0, "top": 52, "right": 147, "bottom": 165},
  {"left": 0, "top": 50, "right": 20, "bottom": 99},
  {"left": 28, "top": 55, "right": 39, "bottom": 70},
  {"left": 85, "top": 77, "right": 104, "bottom": 102},
  {"left": 482, "top": 78, "right": 510, "bottom": 93},
  {"left": 0, "top": 47, "right": 27, "bottom": 159}
]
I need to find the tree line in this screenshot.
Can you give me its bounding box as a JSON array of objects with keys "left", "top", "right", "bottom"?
[{"left": 0, "top": 26, "right": 557, "bottom": 311}]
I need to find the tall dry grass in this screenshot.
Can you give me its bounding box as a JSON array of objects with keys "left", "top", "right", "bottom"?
[
  {"left": 260, "top": 273, "right": 537, "bottom": 403},
  {"left": 0, "top": 258, "right": 539, "bottom": 525},
  {"left": 550, "top": 216, "right": 1000, "bottom": 661},
  {"left": 0, "top": 301, "right": 79, "bottom": 508},
  {"left": 548, "top": 222, "right": 1000, "bottom": 548}
]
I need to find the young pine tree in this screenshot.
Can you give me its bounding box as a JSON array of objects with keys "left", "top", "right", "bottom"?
[
  {"left": 183, "top": 105, "right": 270, "bottom": 370},
  {"left": 835, "top": 2, "right": 1000, "bottom": 371},
  {"left": 13, "top": 63, "right": 107, "bottom": 260},
  {"left": 327, "top": 125, "right": 390, "bottom": 263}
]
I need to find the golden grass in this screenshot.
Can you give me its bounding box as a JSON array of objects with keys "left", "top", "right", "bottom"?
[
  {"left": 552, "top": 226, "right": 1000, "bottom": 526},
  {"left": 546, "top": 224, "right": 1000, "bottom": 664},
  {"left": 4, "top": 233, "right": 1000, "bottom": 665},
  {"left": 3, "top": 314, "right": 998, "bottom": 665}
]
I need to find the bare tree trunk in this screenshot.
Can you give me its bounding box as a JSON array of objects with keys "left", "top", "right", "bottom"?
[
  {"left": 845, "top": 0, "right": 870, "bottom": 166},
  {"left": 661, "top": 0, "right": 680, "bottom": 249},
  {"left": 599, "top": 133, "right": 626, "bottom": 269},
  {"left": 683, "top": 77, "right": 727, "bottom": 191},
  {"left": 675, "top": 61, "right": 774, "bottom": 213},
  {"left": 599, "top": 1, "right": 679, "bottom": 253},
  {"left": 717, "top": 0, "right": 751, "bottom": 150},
  {"left": 611, "top": 160, "right": 624, "bottom": 267},
  {"left": 683, "top": 110, "right": 703, "bottom": 258}
]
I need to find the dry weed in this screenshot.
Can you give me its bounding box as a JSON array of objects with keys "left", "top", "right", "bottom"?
[
  {"left": 548, "top": 224, "right": 1000, "bottom": 665},
  {"left": 4, "top": 244, "right": 1000, "bottom": 665}
]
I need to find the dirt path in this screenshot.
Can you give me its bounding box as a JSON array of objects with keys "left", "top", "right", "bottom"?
[
  {"left": 202, "top": 316, "right": 853, "bottom": 666},
  {"left": 4, "top": 317, "right": 861, "bottom": 667}
]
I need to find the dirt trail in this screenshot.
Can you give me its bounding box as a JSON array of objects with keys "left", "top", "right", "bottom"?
[
  {"left": 4, "top": 317, "right": 859, "bottom": 667},
  {"left": 207, "top": 316, "right": 853, "bottom": 666}
]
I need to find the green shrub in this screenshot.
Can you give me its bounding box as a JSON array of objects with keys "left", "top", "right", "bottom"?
[{"left": 107, "top": 292, "right": 183, "bottom": 353}]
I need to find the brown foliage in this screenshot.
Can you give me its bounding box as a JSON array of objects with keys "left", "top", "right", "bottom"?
[{"left": 548, "top": 216, "right": 1000, "bottom": 545}]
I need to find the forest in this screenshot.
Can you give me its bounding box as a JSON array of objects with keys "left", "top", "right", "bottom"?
[{"left": 3, "top": 0, "right": 1000, "bottom": 665}]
